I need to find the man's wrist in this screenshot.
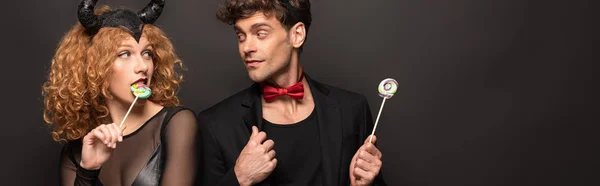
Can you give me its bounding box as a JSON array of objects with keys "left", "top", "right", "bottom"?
[{"left": 234, "top": 166, "right": 251, "bottom": 186}]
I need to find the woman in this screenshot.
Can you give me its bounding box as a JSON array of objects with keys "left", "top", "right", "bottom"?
[{"left": 42, "top": 0, "right": 198, "bottom": 185}]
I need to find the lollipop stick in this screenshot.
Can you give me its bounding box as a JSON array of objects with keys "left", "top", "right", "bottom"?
[
  {"left": 119, "top": 95, "right": 139, "bottom": 128},
  {"left": 369, "top": 97, "right": 387, "bottom": 143}
]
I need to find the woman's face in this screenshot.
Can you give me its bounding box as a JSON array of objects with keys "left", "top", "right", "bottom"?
[{"left": 108, "top": 35, "right": 154, "bottom": 103}]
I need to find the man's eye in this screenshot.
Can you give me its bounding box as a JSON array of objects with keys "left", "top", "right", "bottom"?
[
  {"left": 257, "top": 32, "right": 268, "bottom": 38},
  {"left": 237, "top": 34, "right": 246, "bottom": 41}
]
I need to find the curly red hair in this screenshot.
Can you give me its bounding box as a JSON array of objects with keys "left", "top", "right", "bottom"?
[{"left": 42, "top": 6, "right": 183, "bottom": 142}]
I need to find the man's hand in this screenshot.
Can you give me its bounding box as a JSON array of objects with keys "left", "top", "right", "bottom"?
[
  {"left": 234, "top": 126, "right": 277, "bottom": 186},
  {"left": 350, "top": 135, "right": 383, "bottom": 186}
]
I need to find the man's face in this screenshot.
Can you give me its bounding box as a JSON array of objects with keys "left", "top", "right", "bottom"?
[{"left": 234, "top": 12, "right": 293, "bottom": 83}]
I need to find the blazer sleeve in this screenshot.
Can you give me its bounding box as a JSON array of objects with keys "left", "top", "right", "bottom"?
[{"left": 197, "top": 112, "right": 241, "bottom": 186}]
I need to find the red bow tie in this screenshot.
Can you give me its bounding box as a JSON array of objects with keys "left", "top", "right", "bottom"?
[{"left": 262, "top": 81, "right": 305, "bottom": 102}]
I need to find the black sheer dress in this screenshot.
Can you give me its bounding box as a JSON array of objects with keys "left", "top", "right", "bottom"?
[{"left": 59, "top": 107, "right": 198, "bottom": 186}]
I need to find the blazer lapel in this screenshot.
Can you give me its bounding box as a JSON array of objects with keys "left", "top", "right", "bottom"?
[
  {"left": 306, "top": 75, "right": 343, "bottom": 186},
  {"left": 241, "top": 83, "right": 264, "bottom": 135},
  {"left": 240, "top": 83, "right": 271, "bottom": 186}
]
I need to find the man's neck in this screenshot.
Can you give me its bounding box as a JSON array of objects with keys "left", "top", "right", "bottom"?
[
  {"left": 262, "top": 75, "right": 315, "bottom": 124},
  {"left": 266, "top": 52, "right": 303, "bottom": 88}
]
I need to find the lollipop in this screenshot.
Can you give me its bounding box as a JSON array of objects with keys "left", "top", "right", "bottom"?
[
  {"left": 131, "top": 83, "right": 152, "bottom": 99},
  {"left": 378, "top": 78, "right": 398, "bottom": 99},
  {"left": 119, "top": 83, "right": 152, "bottom": 128},
  {"left": 369, "top": 78, "right": 398, "bottom": 143}
]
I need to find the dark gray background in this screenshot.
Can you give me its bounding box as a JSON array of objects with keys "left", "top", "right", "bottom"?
[{"left": 1, "top": 0, "right": 598, "bottom": 185}]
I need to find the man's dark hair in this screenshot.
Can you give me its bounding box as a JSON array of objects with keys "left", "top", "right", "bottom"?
[{"left": 217, "top": 0, "right": 312, "bottom": 52}]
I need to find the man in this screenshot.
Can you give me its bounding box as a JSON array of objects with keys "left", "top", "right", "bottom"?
[{"left": 198, "top": 0, "right": 386, "bottom": 185}]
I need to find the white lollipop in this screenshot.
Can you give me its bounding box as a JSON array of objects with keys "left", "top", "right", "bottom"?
[
  {"left": 369, "top": 78, "right": 398, "bottom": 143},
  {"left": 378, "top": 78, "right": 398, "bottom": 99}
]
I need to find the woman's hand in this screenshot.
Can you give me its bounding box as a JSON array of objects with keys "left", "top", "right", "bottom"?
[{"left": 79, "top": 123, "right": 123, "bottom": 170}]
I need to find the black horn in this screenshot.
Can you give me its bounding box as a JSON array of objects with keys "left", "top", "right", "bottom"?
[
  {"left": 77, "top": 0, "right": 101, "bottom": 34},
  {"left": 138, "top": 0, "right": 165, "bottom": 24}
]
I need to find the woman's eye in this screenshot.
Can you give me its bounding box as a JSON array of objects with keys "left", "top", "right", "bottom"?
[
  {"left": 118, "top": 51, "right": 130, "bottom": 58},
  {"left": 142, "top": 50, "right": 153, "bottom": 57}
]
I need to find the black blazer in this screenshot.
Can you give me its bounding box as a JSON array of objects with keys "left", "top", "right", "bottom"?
[{"left": 197, "top": 75, "right": 386, "bottom": 186}]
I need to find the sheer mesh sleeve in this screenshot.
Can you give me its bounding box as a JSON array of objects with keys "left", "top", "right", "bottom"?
[
  {"left": 160, "top": 109, "right": 199, "bottom": 185},
  {"left": 59, "top": 141, "right": 99, "bottom": 186}
]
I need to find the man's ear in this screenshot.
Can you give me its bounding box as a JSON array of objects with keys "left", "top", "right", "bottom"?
[{"left": 290, "top": 22, "right": 306, "bottom": 48}]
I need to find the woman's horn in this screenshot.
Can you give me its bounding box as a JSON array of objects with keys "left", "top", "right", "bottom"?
[
  {"left": 77, "top": 0, "right": 101, "bottom": 33},
  {"left": 138, "top": 0, "right": 165, "bottom": 24}
]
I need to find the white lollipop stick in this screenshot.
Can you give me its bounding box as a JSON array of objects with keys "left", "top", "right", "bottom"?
[
  {"left": 369, "top": 97, "right": 387, "bottom": 143},
  {"left": 119, "top": 95, "right": 139, "bottom": 128},
  {"left": 368, "top": 78, "right": 398, "bottom": 143},
  {"left": 120, "top": 83, "right": 152, "bottom": 128}
]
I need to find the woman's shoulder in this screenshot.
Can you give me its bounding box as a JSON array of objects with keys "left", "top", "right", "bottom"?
[
  {"left": 163, "top": 106, "right": 196, "bottom": 119},
  {"left": 159, "top": 106, "right": 198, "bottom": 140},
  {"left": 161, "top": 106, "right": 197, "bottom": 126}
]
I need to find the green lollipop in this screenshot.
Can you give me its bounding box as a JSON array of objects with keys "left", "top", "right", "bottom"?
[
  {"left": 131, "top": 84, "right": 152, "bottom": 99},
  {"left": 120, "top": 83, "right": 152, "bottom": 128}
]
